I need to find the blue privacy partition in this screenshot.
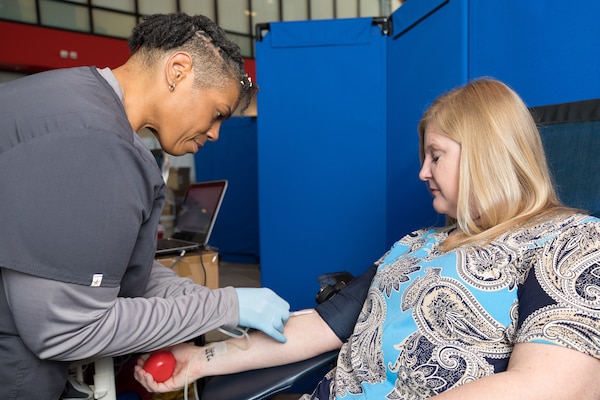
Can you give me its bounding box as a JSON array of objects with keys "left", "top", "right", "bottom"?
[
  {"left": 468, "top": 0, "right": 600, "bottom": 106},
  {"left": 385, "top": 0, "right": 600, "bottom": 241},
  {"left": 194, "top": 117, "right": 260, "bottom": 262},
  {"left": 256, "top": 18, "right": 391, "bottom": 310},
  {"left": 385, "top": 0, "right": 465, "bottom": 243}
]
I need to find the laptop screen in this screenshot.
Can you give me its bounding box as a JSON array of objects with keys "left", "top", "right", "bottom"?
[{"left": 173, "top": 180, "right": 228, "bottom": 245}]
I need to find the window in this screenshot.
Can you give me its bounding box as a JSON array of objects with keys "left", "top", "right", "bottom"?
[
  {"left": 138, "top": 0, "right": 177, "bottom": 16},
  {"left": 92, "top": 9, "right": 136, "bottom": 37},
  {"left": 217, "top": 0, "right": 249, "bottom": 34},
  {"left": 180, "top": 0, "right": 215, "bottom": 21},
  {"left": 336, "top": 0, "right": 358, "bottom": 19},
  {"left": 0, "top": 0, "right": 38, "bottom": 23},
  {"left": 91, "top": 0, "right": 135, "bottom": 13},
  {"left": 0, "top": 0, "right": 394, "bottom": 58},
  {"left": 252, "top": 0, "right": 280, "bottom": 26},
  {"left": 310, "top": 0, "right": 334, "bottom": 20},
  {"left": 39, "top": 0, "right": 89, "bottom": 32},
  {"left": 282, "top": 0, "right": 307, "bottom": 21}
]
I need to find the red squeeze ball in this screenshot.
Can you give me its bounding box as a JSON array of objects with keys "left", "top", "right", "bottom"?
[{"left": 143, "top": 351, "right": 176, "bottom": 383}]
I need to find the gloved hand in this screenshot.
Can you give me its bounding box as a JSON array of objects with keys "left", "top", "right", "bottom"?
[{"left": 235, "top": 288, "right": 291, "bottom": 342}]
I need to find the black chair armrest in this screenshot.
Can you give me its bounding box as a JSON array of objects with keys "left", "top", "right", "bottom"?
[{"left": 200, "top": 350, "right": 338, "bottom": 400}]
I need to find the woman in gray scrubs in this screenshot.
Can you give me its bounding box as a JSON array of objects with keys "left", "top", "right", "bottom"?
[{"left": 0, "top": 13, "right": 290, "bottom": 399}]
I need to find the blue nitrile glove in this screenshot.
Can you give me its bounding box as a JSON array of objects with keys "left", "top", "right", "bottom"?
[{"left": 235, "top": 288, "right": 291, "bottom": 342}]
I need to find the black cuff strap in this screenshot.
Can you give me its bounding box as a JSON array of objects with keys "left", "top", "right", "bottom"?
[{"left": 315, "top": 263, "right": 378, "bottom": 342}]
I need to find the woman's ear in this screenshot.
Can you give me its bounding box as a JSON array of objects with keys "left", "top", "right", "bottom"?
[{"left": 165, "top": 51, "right": 193, "bottom": 88}]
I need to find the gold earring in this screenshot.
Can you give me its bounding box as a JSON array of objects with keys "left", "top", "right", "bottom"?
[{"left": 168, "top": 83, "right": 176, "bottom": 92}]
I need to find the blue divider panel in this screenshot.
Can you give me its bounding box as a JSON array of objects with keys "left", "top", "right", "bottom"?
[
  {"left": 469, "top": 0, "right": 600, "bottom": 106},
  {"left": 194, "top": 117, "right": 260, "bottom": 262},
  {"left": 257, "top": 18, "right": 389, "bottom": 310}
]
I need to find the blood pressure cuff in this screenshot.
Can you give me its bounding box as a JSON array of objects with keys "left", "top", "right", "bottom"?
[{"left": 315, "top": 263, "right": 378, "bottom": 342}]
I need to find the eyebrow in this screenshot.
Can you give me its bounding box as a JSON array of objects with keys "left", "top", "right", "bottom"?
[{"left": 423, "top": 142, "right": 440, "bottom": 153}]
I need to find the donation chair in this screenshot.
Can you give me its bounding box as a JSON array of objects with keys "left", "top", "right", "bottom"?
[
  {"left": 198, "top": 97, "right": 600, "bottom": 400},
  {"left": 533, "top": 97, "right": 600, "bottom": 218}
]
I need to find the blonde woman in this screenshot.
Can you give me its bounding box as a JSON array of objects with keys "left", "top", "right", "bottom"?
[{"left": 136, "top": 79, "right": 600, "bottom": 399}]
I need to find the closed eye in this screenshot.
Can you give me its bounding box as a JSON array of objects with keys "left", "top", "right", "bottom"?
[{"left": 216, "top": 105, "right": 233, "bottom": 121}]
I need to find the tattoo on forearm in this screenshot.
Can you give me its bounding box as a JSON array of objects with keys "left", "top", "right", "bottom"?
[
  {"left": 204, "top": 341, "right": 227, "bottom": 362},
  {"left": 205, "top": 346, "right": 216, "bottom": 362}
]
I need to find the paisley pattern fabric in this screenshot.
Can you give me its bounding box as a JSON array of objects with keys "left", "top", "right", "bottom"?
[{"left": 301, "top": 214, "right": 600, "bottom": 399}]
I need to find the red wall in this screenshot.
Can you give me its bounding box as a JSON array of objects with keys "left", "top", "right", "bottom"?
[
  {"left": 0, "top": 21, "right": 130, "bottom": 72},
  {"left": 0, "top": 20, "right": 256, "bottom": 79}
]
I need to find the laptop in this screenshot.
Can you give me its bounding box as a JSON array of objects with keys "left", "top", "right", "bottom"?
[{"left": 156, "top": 179, "right": 228, "bottom": 256}]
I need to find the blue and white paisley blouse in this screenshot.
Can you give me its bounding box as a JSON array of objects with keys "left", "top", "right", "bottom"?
[{"left": 303, "top": 213, "right": 600, "bottom": 399}]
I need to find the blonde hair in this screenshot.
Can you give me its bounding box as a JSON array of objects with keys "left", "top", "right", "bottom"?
[{"left": 418, "top": 78, "right": 573, "bottom": 250}]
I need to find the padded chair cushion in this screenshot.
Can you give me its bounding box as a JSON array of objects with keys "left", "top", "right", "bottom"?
[
  {"left": 531, "top": 98, "right": 600, "bottom": 217},
  {"left": 539, "top": 121, "right": 600, "bottom": 217},
  {"left": 200, "top": 350, "right": 338, "bottom": 400}
]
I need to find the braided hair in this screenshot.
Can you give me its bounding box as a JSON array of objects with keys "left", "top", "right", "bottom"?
[{"left": 128, "top": 13, "right": 257, "bottom": 112}]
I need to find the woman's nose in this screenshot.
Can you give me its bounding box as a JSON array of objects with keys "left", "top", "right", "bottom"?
[
  {"left": 418, "top": 161, "right": 430, "bottom": 182},
  {"left": 207, "top": 122, "right": 221, "bottom": 142}
]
